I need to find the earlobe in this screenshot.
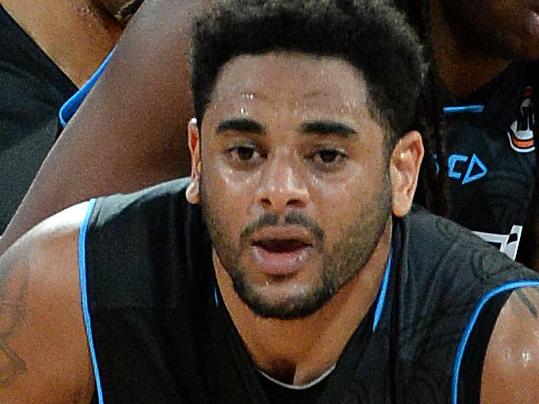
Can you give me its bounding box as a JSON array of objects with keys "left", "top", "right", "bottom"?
[
  {"left": 186, "top": 181, "right": 201, "bottom": 204},
  {"left": 389, "top": 131, "right": 424, "bottom": 217},
  {"left": 186, "top": 118, "right": 201, "bottom": 205}
]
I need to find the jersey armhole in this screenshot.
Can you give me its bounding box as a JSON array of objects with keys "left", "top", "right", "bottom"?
[
  {"left": 78, "top": 198, "right": 105, "bottom": 404},
  {"left": 451, "top": 280, "right": 539, "bottom": 404}
]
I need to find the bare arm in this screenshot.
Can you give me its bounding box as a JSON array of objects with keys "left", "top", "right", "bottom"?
[
  {"left": 0, "top": 203, "right": 93, "bottom": 403},
  {"left": 481, "top": 287, "right": 539, "bottom": 403},
  {"left": 0, "top": 0, "right": 211, "bottom": 257}
]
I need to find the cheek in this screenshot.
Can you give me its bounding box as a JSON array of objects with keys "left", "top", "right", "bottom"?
[
  {"left": 202, "top": 155, "right": 258, "bottom": 204},
  {"left": 201, "top": 155, "right": 256, "bottom": 235},
  {"left": 310, "top": 168, "right": 378, "bottom": 234}
]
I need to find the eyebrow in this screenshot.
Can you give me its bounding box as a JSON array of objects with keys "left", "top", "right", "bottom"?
[
  {"left": 214, "top": 117, "right": 358, "bottom": 138},
  {"left": 301, "top": 120, "right": 358, "bottom": 137},
  {"left": 215, "top": 118, "right": 266, "bottom": 134}
]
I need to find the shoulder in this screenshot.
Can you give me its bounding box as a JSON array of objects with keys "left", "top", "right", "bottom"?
[
  {"left": 89, "top": 178, "right": 193, "bottom": 229},
  {"left": 399, "top": 209, "right": 539, "bottom": 313},
  {"left": 0, "top": 201, "right": 93, "bottom": 402},
  {"left": 402, "top": 208, "right": 517, "bottom": 276},
  {"left": 1, "top": 200, "right": 89, "bottom": 270},
  {"left": 481, "top": 286, "right": 539, "bottom": 404},
  {"left": 83, "top": 178, "right": 206, "bottom": 309}
]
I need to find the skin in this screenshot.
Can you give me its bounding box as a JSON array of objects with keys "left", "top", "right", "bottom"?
[
  {"left": 429, "top": 0, "right": 539, "bottom": 273},
  {"left": 430, "top": 0, "right": 539, "bottom": 99},
  {"left": 0, "top": 0, "right": 211, "bottom": 257},
  {"left": 186, "top": 52, "right": 421, "bottom": 382},
  {"left": 0, "top": 49, "right": 537, "bottom": 402},
  {"left": 481, "top": 288, "right": 539, "bottom": 403},
  {"left": 198, "top": 54, "right": 394, "bottom": 322},
  {"left": 184, "top": 51, "right": 421, "bottom": 383},
  {"left": 0, "top": 203, "right": 94, "bottom": 403},
  {"left": 3, "top": 0, "right": 539, "bottom": 267},
  {"left": 1, "top": 0, "right": 123, "bottom": 87}
]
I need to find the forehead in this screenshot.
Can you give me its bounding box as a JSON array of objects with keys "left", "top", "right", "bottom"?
[{"left": 208, "top": 52, "right": 370, "bottom": 116}]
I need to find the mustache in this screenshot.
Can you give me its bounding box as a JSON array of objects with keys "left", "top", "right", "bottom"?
[{"left": 240, "top": 212, "right": 325, "bottom": 244}]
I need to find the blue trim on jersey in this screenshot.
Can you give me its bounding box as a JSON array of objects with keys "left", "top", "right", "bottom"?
[
  {"left": 59, "top": 51, "right": 114, "bottom": 127},
  {"left": 213, "top": 249, "right": 392, "bottom": 332},
  {"left": 372, "top": 251, "right": 392, "bottom": 332},
  {"left": 214, "top": 286, "right": 220, "bottom": 307},
  {"left": 443, "top": 105, "right": 485, "bottom": 115},
  {"left": 451, "top": 280, "right": 539, "bottom": 404},
  {"left": 78, "top": 199, "right": 105, "bottom": 404}
]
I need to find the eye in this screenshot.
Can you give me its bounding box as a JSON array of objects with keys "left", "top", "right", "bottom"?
[
  {"left": 316, "top": 150, "right": 343, "bottom": 164},
  {"left": 234, "top": 146, "right": 256, "bottom": 161},
  {"left": 311, "top": 148, "right": 347, "bottom": 170},
  {"left": 226, "top": 145, "right": 264, "bottom": 168}
]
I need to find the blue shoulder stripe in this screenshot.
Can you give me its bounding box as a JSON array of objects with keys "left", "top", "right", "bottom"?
[
  {"left": 451, "top": 280, "right": 539, "bottom": 404},
  {"left": 59, "top": 51, "right": 114, "bottom": 128},
  {"left": 443, "top": 105, "right": 485, "bottom": 114},
  {"left": 78, "top": 199, "right": 104, "bottom": 404},
  {"left": 372, "top": 252, "right": 392, "bottom": 332}
]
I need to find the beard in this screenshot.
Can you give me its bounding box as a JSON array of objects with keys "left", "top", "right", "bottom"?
[{"left": 201, "top": 172, "right": 392, "bottom": 320}]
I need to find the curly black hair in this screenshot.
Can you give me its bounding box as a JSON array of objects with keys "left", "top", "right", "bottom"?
[
  {"left": 393, "top": 0, "right": 450, "bottom": 215},
  {"left": 190, "top": 0, "right": 448, "bottom": 214},
  {"left": 191, "top": 0, "right": 426, "bottom": 142}
]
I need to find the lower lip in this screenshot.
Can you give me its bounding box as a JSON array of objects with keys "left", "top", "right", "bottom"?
[{"left": 250, "top": 245, "right": 313, "bottom": 276}]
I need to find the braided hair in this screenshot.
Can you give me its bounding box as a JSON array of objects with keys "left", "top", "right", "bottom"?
[{"left": 393, "top": 0, "right": 450, "bottom": 216}]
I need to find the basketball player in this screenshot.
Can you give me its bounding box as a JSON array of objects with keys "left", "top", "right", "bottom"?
[
  {"left": 4, "top": 0, "right": 539, "bottom": 273},
  {"left": 393, "top": 0, "right": 539, "bottom": 266},
  {"left": 1, "top": 1, "right": 539, "bottom": 402}
]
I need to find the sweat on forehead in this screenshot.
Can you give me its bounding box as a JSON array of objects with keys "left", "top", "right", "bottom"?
[
  {"left": 207, "top": 52, "right": 369, "bottom": 109},
  {"left": 190, "top": 0, "right": 427, "bottom": 140}
]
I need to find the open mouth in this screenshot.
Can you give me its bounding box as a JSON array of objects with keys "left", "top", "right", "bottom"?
[
  {"left": 250, "top": 235, "right": 314, "bottom": 276},
  {"left": 253, "top": 239, "right": 312, "bottom": 253}
]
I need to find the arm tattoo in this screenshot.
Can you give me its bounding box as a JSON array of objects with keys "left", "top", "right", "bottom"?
[
  {"left": 515, "top": 287, "right": 539, "bottom": 319},
  {"left": 0, "top": 256, "right": 30, "bottom": 388}
]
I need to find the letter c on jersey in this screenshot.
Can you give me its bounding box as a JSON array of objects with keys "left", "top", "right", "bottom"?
[{"left": 448, "top": 154, "right": 488, "bottom": 185}]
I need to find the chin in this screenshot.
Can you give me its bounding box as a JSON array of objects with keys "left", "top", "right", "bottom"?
[{"left": 237, "top": 281, "right": 331, "bottom": 320}]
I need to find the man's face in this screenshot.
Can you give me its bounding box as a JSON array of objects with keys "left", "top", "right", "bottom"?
[
  {"left": 193, "top": 53, "right": 395, "bottom": 319},
  {"left": 441, "top": 0, "right": 539, "bottom": 60}
]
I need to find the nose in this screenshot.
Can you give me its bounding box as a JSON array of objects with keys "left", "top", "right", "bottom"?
[{"left": 255, "top": 154, "right": 310, "bottom": 213}]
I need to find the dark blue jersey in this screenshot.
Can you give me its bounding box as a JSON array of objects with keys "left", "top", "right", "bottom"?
[
  {"left": 442, "top": 62, "right": 539, "bottom": 263},
  {"left": 80, "top": 179, "right": 539, "bottom": 403},
  {"left": 0, "top": 6, "right": 76, "bottom": 233}
]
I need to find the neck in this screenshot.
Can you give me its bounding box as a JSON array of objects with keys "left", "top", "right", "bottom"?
[
  {"left": 215, "top": 220, "right": 392, "bottom": 385},
  {"left": 2, "top": 0, "right": 122, "bottom": 87},
  {"left": 429, "top": 0, "right": 508, "bottom": 100}
]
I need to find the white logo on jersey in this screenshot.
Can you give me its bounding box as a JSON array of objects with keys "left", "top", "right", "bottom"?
[
  {"left": 507, "top": 86, "right": 535, "bottom": 153},
  {"left": 473, "top": 225, "right": 523, "bottom": 260}
]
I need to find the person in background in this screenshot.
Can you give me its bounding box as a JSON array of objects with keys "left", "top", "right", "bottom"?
[
  {"left": 2, "top": 0, "right": 539, "bottom": 269},
  {"left": 0, "top": 0, "right": 142, "bottom": 234},
  {"left": 394, "top": 0, "right": 539, "bottom": 266},
  {"left": 2, "top": 1, "right": 539, "bottom": 402},
  {"left": 0, "top": 0, "right": 426, "bottom": 257}
]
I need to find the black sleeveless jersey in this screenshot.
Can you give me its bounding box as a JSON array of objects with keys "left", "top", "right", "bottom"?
[
  {"left": 442, "top": 62, "right": 539, "bottom": 264},
  {"left": 81, "top": 179, "right": 539, "bottom": 404},
  {"left": 0, "top": 5, "right": 77, "bottom": 233}
]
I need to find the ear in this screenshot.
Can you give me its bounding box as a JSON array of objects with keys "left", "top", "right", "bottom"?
[
  {"left": 389, "top": 131, "right": 424, "bottom": 217},
  {"left": 186, "top": 118, "right": 202, "bottom": 205}
]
